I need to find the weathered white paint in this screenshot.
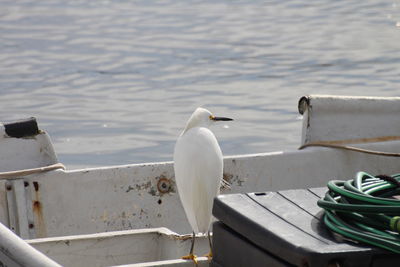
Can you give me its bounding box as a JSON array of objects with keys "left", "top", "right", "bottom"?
[
  {"left": 0, "top": 130, "right": 58, "bottom": 172},
  {"left": 6, "top": 179, "right": 36, "bottom": 239},
  {"left": 299, "top": 95, "right": 400, "bottom": 145},
  {"left": 0, "top": 127, "right": 59, "bottom": 231},
  {"left": 2, "top": 139, "right": 398, "bottom": 239},
  {"left": 1, "top": 95, "right": 400, "bottom": 267},
  {"left": 1, "top": 95, "right": 400, "bottom": 239},
  {"left": 28, "top": 228, "right": 209, "bottom": 267},
  {"left": 19, "top": 140, "right": 400, "bottom": 267}
]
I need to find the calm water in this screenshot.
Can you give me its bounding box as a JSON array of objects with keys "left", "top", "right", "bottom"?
[{"left": 1, "top": 1, "right": 400, "bottom": 169}]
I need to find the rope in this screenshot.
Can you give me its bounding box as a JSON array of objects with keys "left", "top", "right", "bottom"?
[
  {"left": 0, "top": 163, "right": 65, "bottom": 179},
  {"left": 299, "top": 142, "right": 400, "bottom": 157}
]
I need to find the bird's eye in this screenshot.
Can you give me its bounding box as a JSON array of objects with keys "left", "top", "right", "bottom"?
[{"left": 209, "top": 115, "right": 215, "bottom": 121}]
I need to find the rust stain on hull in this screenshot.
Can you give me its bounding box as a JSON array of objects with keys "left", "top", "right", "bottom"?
[
  {"left": 157, "top": 177, "right": 172, "bottom": 194},
  {"left": 222, "top": 173, "right": 244, "bottom": 188},
  {"left": 32, "top": 181, "right": 47, "bottom": 238}
]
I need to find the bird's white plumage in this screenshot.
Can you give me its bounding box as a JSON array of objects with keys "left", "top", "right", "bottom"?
[{"left": 173, "top": 108, "right": 224, "bottom": 234}]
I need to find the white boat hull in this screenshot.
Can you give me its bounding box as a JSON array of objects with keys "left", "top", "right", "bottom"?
[{"left": 1, "top": 95, "right": 400, "bottom": 266}]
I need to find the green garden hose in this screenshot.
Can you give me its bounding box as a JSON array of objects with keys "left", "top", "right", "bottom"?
[{"left": 317, "top": 172, "right": 400, "bottom": 253}]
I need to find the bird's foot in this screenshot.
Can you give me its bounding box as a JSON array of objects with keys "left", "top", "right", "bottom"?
[
  {"left": 182, "top": 253, "right": 198, "bottom": 265},
  {"left": 203, "top": 251, "right": 213, "bottom": 261}
]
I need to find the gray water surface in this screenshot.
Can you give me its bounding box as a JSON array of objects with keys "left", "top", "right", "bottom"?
[{"left": 1, "top": 1, "right": 400, "bottom": 169}]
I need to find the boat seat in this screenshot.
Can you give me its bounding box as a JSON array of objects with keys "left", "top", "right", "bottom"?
[{"left": 211, "top": 187, "right": 400, "bottom": 267}]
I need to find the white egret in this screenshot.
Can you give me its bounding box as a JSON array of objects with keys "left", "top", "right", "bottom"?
[{"left": 173, "top": 107, "right": 233, "bottom": 263}]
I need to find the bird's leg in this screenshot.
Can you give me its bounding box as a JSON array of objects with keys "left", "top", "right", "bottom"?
[
  {"left": 182, "top": 232, "right": 198, "bottom": 264},
  {"left": 204, "top": 230, "right": 213, "bottom": 259}
]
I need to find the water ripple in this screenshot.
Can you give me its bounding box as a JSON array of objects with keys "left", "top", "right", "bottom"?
[{"left": 1, "top": 0, "right": 399, "bottom": 168}]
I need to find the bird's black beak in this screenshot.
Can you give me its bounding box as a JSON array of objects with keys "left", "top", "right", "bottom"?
[{"left": 211, "top": 116, "right": 233, "bottom": 121}]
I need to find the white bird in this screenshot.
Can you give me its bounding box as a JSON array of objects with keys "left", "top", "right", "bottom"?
[{"left": 173, "top": 107, "right": 233, "bottom": 263}]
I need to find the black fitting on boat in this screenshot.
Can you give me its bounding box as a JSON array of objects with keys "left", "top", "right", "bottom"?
[
  {"left": 3, "top": 117, "right": 40, "bottom": 138},
  {"left": 298, "top": 95, "right": 310, "bottom": 115}
]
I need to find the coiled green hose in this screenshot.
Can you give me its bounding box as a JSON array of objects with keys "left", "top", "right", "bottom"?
[{"left": 317, "top": 172, "right": 400, "bottom": 253}]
